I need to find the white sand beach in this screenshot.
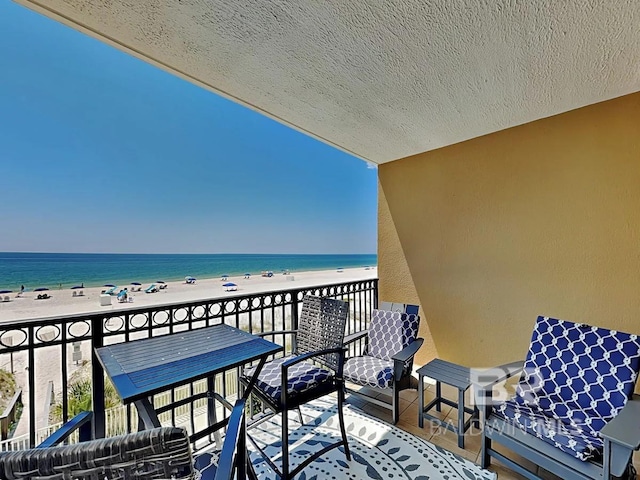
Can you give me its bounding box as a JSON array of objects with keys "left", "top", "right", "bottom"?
[{"left": 0, "top": 267, "right": 376, "bottom": 323}]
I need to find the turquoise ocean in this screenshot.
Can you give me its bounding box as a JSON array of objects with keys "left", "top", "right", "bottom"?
[{"left": 0, "top": 252, "right": 377, "bottom": 291}]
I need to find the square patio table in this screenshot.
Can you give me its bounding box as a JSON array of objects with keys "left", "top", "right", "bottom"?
[
  {"left": 417, "top": 358, "right": 479, "bottom": 448},
  {"left": 95, "top": 323, "right": 282, "bottom": 441}
]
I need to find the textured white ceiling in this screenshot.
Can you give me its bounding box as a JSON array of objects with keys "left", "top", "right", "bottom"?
[{"left": 17, "top": 0, "right": 640, "bottom": 164}]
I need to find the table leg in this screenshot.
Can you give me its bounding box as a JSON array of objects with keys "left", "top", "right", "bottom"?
[
  {"left": 436, "top": 381, "right": 442, "bottom": 412},
  {"left": 418, "top": 375, "right": 424, "bottom": 428},
  {"left": 134, "top": 398, "right": 161, "bottom": 430},
  {"left": 457, "top": 388, "right": 465, "bottom": 449}
]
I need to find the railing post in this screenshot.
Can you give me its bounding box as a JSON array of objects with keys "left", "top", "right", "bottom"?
[
  {"left": 291, "top": 290, "right": 300, "bottom": 331},
  {"left": 91, "top": 316, "right": 106, "bottom": 439},
  {"left": 373, "top": 278, "right": 379, "bottom": 308}
]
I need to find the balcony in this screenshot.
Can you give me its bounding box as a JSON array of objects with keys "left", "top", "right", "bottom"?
[{"left": 0, "top": 278, "right": 637, "bottom": 479}]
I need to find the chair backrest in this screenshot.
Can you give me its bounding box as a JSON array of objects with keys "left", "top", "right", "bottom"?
[
  {"left": 0, "top": 427, "right": 194, "bottom": 479},
  {"left": 379, "top": 302, "right": 419, "bottom": 316},
  {"left": 296, "top": 295, "right": 349, "bottom": 371},
  {"left": 367, "top": 309, "right": 420, "bottom": 361},
  {"left": 516, "top": 316, "right": 640, "bottom": 437}
]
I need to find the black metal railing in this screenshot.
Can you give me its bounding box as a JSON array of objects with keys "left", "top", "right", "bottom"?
[{"left": 0, "top": 279, "right": 377, "bottom": 449}]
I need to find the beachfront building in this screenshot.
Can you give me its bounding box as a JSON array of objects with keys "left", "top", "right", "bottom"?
[{"left": 7, "top": 1, "right": 640, "bottom": 478}]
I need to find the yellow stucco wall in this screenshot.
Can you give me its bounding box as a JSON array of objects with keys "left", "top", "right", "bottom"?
[{"left": 379, "top": 92, "right": 640, "bottom": 368}]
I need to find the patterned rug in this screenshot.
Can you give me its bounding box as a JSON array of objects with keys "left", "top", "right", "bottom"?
[{"left": 197, "top": 396, "right": 496, "bottom": 480}]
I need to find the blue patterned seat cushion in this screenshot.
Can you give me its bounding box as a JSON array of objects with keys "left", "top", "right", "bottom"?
[
  {"left": 495, "top": 316, "right": 640, "bottom": 461},
  {"left": 343, "top": 356, "right": 395, "bottom": 388},
  {"left": 495, "top": 399, "right": 603, "bottom": 461},
  {"left": 343, "top": 309, "right": 420, "bottom": 388},
  {"left": 245, "top": 356, "right": 333, "bottom": 404}
]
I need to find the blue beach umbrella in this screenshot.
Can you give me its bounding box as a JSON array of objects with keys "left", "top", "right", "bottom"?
[
  {"left": 223, "top": 282, "right": 237, "bottom": 291},
  {"left": 104, "top": 284, "right": 116, "bottom": 288},
  {"left": 34, "top": 287, "right": 50, "bottom": 292},
  {"left": 70, "top": 286, "right": 83, "bottom": 289},
  {"left": 131, "top": 282, "right": 142, "bottom": 286},
  {"left": 0, "top": 290, "right": 12, "bottom": 294}
]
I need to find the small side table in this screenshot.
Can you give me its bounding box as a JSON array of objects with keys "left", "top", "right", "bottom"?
[{"left": 417, "top": 358, "right": 479, "bottom": 448}]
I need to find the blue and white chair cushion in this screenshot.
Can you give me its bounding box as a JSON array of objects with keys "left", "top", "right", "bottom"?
[
  {"left": 344, "top": 309, "right": 420, "bottom": 388},
  {"left": 343, "top": 356, "right": 395, "bottom": 388},
  {"left": 246, "top": 356, "right": 333, "bottom": 406},
  {"left": 494, "top": 316, "right": 640, "bottom": 461}
]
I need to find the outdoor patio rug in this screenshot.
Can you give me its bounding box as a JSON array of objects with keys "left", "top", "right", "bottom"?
[{"left": 196, "top": 395, "right": 496, "bottom": 480}]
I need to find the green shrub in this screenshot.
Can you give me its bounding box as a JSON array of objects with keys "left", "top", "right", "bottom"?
[
  {"left": 0, "top": 370, "right": 17, "bottom": 413},
  {"left": 51, "top": 364, "right": 120, "bottom": 423}
]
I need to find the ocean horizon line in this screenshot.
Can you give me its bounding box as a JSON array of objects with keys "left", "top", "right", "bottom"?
[
  {"left": 0, "top": 252, "right": 377, "bottom": 291},
  {"left": 0, "top": 251, "right": 377, "bottom": 256}
]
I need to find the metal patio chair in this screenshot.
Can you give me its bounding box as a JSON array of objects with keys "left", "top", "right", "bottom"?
[
  {"left": 241, "top": 294, "right": 351, "bottom": 480},
  {"left": 477, "top": 316, "right": 640, "bottom": 480},
  {"left": 0, "top": 400, "right": 252, "bottom": 480},
  {"left": 343, "top": 302, "right": 422, "bottom": 424}
]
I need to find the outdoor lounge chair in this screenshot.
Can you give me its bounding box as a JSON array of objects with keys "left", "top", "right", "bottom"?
[
  {"left": 0, "top": 400, "right": 253, "bottom": 480},
  {"left": 476, "top": 315, "right": 640, "bottom": 480},
  {"left": 343, "top": 302, "right": 422, "bottom": 424},
  {"left": 240, "top": 295, "right": 351, "bottom": 480},
  {"left": 145, "top": 284, "right": 158, "bottom": 293},
  {"left": 102, "top": 286, "right": 117, "bottom": 296}
]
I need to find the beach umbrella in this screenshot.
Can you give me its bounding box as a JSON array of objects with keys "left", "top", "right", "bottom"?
[
  {"left": 131, "top": 282, "right": 142, "bottom": 286},
  {"left": 0, "top": 290, "right": 12, "bottom": 294},
  {"left": 223, "top": 282, "right": 237, "bottom": 291},
  {"left": 70, "top": 286, "right": 83, "bottom": 289},
  {"left": 156, "top": 281, "right": 165, "bottom": 284},
  {"left": 34, "top": 287, "right": 50, "bottom": 292},
  {"left": 104, "top": 284, "right": 116, "bottom": 288}
]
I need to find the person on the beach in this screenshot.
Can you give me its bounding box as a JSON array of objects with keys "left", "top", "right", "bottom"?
[{"left": 20, "top": 285, "right": 24, "bottom": 293}]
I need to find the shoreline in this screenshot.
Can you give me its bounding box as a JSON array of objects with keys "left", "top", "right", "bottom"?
[{"left": 0, "top": 267, "right": 377, "bottom": 323}]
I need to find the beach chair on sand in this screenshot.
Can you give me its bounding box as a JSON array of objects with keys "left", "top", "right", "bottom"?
[
  {"left": 185, "top": 276, "right": 196, "bottom": 284},
  {"left": 144, "top": 284, "right": 158, "bottom": 294},
  {"left": 1, "top": 296, "right": 9, "bottom": 303},
  {"left": 102, "top": 286, "right": 117, "bottom": 296}
]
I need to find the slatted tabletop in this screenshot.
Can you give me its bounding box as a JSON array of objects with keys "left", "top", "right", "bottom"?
[
  {"left": 416, "top": 358, "right": 472, "bottom": 390},
  {"left": 96, "top": 324, "right": 282, "bottom": 403}
]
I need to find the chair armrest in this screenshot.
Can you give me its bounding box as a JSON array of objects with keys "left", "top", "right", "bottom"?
[
  {"left": 214, "top": 399, "right": 248, "bottom": 480},
  {"left": 600, "top": 395, "right": 640, "bottom": 450},
  {"left": 392, "top": 338, "right": 424, "bottom": 379},
  {"left": 472, "top": 360, "right": 524, "bottom": 391},
  {"left": 37, "top": 411, "right": 93, "bottom": 448},
  {"left": 344, "top": 331, "right": 368, "bottom": 345},
  {"left": 392, "top": 338, "right": 424, "bottom": 363},
  {"left": 282, "top": 347, "right": 346, "bottom": 370}
]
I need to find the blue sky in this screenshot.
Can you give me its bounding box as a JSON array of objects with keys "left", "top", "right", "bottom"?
[{"left": 0, "top": 1, "right": 377, "bottom": 255}]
